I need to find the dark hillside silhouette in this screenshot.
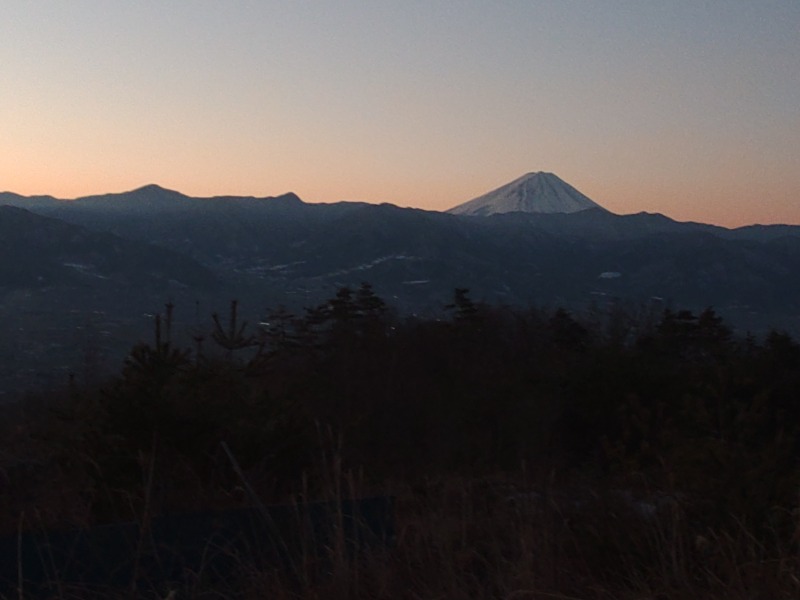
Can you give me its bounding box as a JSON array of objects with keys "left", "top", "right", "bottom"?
[
  {"left": 2, "top": 287, "right": 800, "bottom": 597},
  {"left": 3, "top": 288, "right": 797, "bottom": 526}
]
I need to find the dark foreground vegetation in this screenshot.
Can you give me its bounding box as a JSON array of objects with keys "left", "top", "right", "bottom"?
[{"left": 2, "top": 285, "right": 800, "bottom": 598}]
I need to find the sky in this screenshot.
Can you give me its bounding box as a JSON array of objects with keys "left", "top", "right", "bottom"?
[{"left": 1, "top": 1, "right": 798, "bottom": 227}]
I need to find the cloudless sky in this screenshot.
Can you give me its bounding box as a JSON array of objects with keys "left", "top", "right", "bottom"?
[{"left": 2, "top": 1, "right": 798, "bottom": 226}]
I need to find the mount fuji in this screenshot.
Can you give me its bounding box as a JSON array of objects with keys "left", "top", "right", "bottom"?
[{"left": 448, "top": 172, "right": 603, "bottom": 216}]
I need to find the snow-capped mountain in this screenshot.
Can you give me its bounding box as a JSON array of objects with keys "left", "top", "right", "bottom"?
[{"left": 448, "top": 172, "right": 603, "bottom": 216}]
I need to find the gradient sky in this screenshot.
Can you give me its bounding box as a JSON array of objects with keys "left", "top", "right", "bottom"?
[{"left": 2, "top": 1, "right": 798, "bottom": 227}]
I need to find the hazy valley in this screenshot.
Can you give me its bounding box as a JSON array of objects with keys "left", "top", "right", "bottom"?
[{"left": 1, "top": 172, "right": 799, "bottom": 398}]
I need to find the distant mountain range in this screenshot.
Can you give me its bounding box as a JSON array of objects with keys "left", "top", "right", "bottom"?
[
  {"left": 1, "top": 173, "right": 799, "bottom": 394},
  {"left": 2, "top": 175, "right": 799, "bottom": 313}
]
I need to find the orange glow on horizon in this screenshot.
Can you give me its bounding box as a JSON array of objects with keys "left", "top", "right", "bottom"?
[{"left": 4, "top": 167, "right": 798, "bottom": 230}]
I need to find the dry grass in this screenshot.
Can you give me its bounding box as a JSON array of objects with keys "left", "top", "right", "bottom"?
[
  {"left": 2, "top": 414, "right": 799, "bottom": 599},
  {"left": 3, "top": 466, "right": 800, "bottom": 599},
  {"left": 230, "top": 473, "right": 800, "bottom": 600}
]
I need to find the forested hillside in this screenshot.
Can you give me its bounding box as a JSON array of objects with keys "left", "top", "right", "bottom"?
[{"left": 2, "top": 286, "right": 799, "bottom": 597}]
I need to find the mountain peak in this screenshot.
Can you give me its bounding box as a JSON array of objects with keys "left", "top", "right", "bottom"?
[
  {"left": 134, "top": 183, "right": 167, "bottom": 192},
  {"left": 70, "top": 184, "right": 189, "bottom": 212},
  {"left": 448, "top": 172, "right": 603, "bottom": 216},
  {"left": 127, "top": 184, "right": 186, "bottom": 198}
]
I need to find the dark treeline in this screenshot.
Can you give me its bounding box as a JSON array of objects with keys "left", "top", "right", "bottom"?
[{"left": 2, "top": 284, "right": 800, "bottom": 541}]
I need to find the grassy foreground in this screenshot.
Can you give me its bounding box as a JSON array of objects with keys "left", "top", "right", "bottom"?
[{"left": 5, "top": 466, "right": 799, "bottom": 599}]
